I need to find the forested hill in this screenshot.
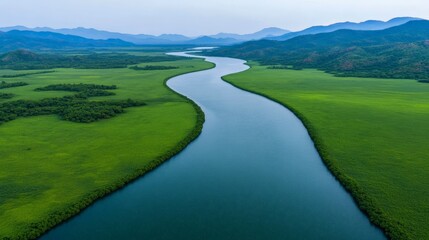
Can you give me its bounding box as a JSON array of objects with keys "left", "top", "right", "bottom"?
[
  {"left": 208, "top": 20, "right": 429, "bottom": 80},
  {"left": 268, "top": 17, "right": 421, "bottom": 41},
  {"left": 0, "top": 30, "right": 134, "bottom": 52}
]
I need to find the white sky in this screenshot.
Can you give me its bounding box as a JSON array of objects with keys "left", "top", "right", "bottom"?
[{"left": 0, "top": 0, "right": 428, "bottom": 36}]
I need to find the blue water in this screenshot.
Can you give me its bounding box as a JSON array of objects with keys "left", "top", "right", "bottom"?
[{"left": 42, "top": 52, "right": 385, "bottom": 240}]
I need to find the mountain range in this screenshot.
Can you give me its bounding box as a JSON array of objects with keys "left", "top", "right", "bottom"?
[
  {"left": 210, "top": 27, "right": 290, "bottom": 40},
  {"left": 207, "top": 20, "right": 429, "bottom": 80},
  {"left": 0, "top": 17, "right": 424, "bottom": 52},
  {"left": 6, "top": 17, "right": 416, "bottom": 46},
  {"left": 268, "top": 17, "right": 422, "bottom": 41},
  {"left": 0, "top": 26, "right": 290, "bottom": 45},
  {"left": 0, "top": 30, "right": 133, "bottom": 52},
  {"left": 211, "top": 20, "right": 429, "bottom": 56}
]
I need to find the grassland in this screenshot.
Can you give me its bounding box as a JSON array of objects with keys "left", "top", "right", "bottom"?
[
  {"left": 223, "top": 63, "right": 429, "bottom": 240},
  {"left": 0, "top": 57, "right": 213, "bottom": 239}
]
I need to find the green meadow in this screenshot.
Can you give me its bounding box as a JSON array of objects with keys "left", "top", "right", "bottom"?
[
  {"left": 0, "top": 57, "right": 213, "bottom": 239},
  {"left": 223, "top": 64, "right": 429, "bottom": 240}
]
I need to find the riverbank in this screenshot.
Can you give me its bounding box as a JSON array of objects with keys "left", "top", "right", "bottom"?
[
  {"left": 222, "top": 63, "right": 429, "bottom": 240},
  {"left": 0, "top": 58, "right": 214, "bottom": 239},
  {"left": 42, "top": 52, "right": 384, "bottom": 240}
]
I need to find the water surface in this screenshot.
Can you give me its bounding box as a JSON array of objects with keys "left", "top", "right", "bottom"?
[{"left": 43, "top": 52, "right": 385, "bottom": 239}]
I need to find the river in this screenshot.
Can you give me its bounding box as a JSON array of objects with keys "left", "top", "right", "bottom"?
[{"left": 42, "top": 52, "right": 385, "bottom": 239}]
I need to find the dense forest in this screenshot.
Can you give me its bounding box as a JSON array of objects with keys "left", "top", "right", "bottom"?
[
  {"left": 209, "top": 20, "right": 429, "bottom": 80},
  {"left": 0, "top": 50, "right": 183, "bottom": 70},
  {"left": 0, "top": 83, "right": 145, "bottom": 124},
  {"left": 35, "top": 83, "right": 118, "bottom": 98},
  {"left": 264, "top": 41, "right": 429, "bottom": 80}
]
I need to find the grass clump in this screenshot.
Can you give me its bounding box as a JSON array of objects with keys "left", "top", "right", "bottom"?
[{"left": 0, "top": 93, "right": 14, "bottom": 99}]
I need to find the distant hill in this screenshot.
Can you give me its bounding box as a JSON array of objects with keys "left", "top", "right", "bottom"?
[
  {"left": 271, "top": 20, "right": 429, "bottom": 50},
  {"left": 212, "top": 20, "right": 429, "bottom": 55},
  {"left": 0, "top": 26, "right": 188, "bottom": 45},
  {"left": 269, "top": 17, "right": 422, "bottom": 41},
  {"left": 157, "top": 34, "right": 191, "bottom": 42},
  {"left": 0, "top": 30, "right": 134, "bottom": 52},
  {"left": 184, "top": 36, "right": 243, "bottom": 46},
  {"left": 2, "top": 18, "right": 419, "bottom": 47},
  {"left": 0, "top": 49, "right": 42, "bottom": 63},
  {"left": 208, "top": 20, "right": 429, "bottom": 80},
  {"left": 209, "top": 27, "right": 290, "bottom": 41},
  {"left": 0, "top": 26, "right": 289, "bottom": 46},
  {"left": 183, "top": 28, "right": 289, "bottom": 45}
]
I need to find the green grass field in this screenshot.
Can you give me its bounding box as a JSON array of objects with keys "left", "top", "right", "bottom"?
[
  {"left": 223, "top": 63, "right": 429, "bottom": 240},
  {"left": 0, "top": 57, "right": 213, "bottom": 239}
]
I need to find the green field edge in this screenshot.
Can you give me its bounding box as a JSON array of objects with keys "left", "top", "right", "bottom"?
[
  {"left": 15, "top": 62, "right": 215, "bottom": 240},
  {"left": 221, "top": 71, "right": 408, "bottom": 240}
]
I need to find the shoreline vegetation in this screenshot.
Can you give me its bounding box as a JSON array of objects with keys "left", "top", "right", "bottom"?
[
  {"left": 0, "top": 55, "right": 214, "bottom": 239},
  {"left": 28, "top": 64, "right": 215, "bottom": 240},
  {"left": 221, "top": 76, "right": 399, "bottom": 240},
  {"left": 221, "top": 63, "right": 429, "bottom": 240},
  {"left": 21, "top": 94, "right": 206, "bottom": 240},
  {"left": 206, "top": 20, "right": 429, "bottom": 239}
]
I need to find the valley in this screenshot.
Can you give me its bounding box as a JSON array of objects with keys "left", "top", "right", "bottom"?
[{"left": 0, "top": 8, "right": 428, "bottom": 240}]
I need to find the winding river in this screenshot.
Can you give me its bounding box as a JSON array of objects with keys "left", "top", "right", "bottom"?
[{"left": 42, "top": 52, "right": 385, "bottom": 239}]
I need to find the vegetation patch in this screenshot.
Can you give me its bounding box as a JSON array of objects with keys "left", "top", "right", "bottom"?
[
  {"left": 0, "top": 81, "right": 28, "bottom": 89},
  {"left": 0, "top": 93, "right": 14, "bottom": 99},
  {"left": 129, "top": 65, "right": 179, "bottom": 71},
  {"left": 35, "top": 83, "right": 118, "bottom": 98},
  {"left": 0, "top": 83, "right": 145, "bottom": 124}
]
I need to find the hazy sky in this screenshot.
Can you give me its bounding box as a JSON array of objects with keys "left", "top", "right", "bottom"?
[{"left": 1, "top": 0, "right": 428, "bottom": 36}]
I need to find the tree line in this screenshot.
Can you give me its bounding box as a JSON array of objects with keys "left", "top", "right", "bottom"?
[
  {"left": 0, "top": 83, "right": 145, "bottom": 124},
  {"left": 0, "top": 81, "right": 28, "bottom": 89}
]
